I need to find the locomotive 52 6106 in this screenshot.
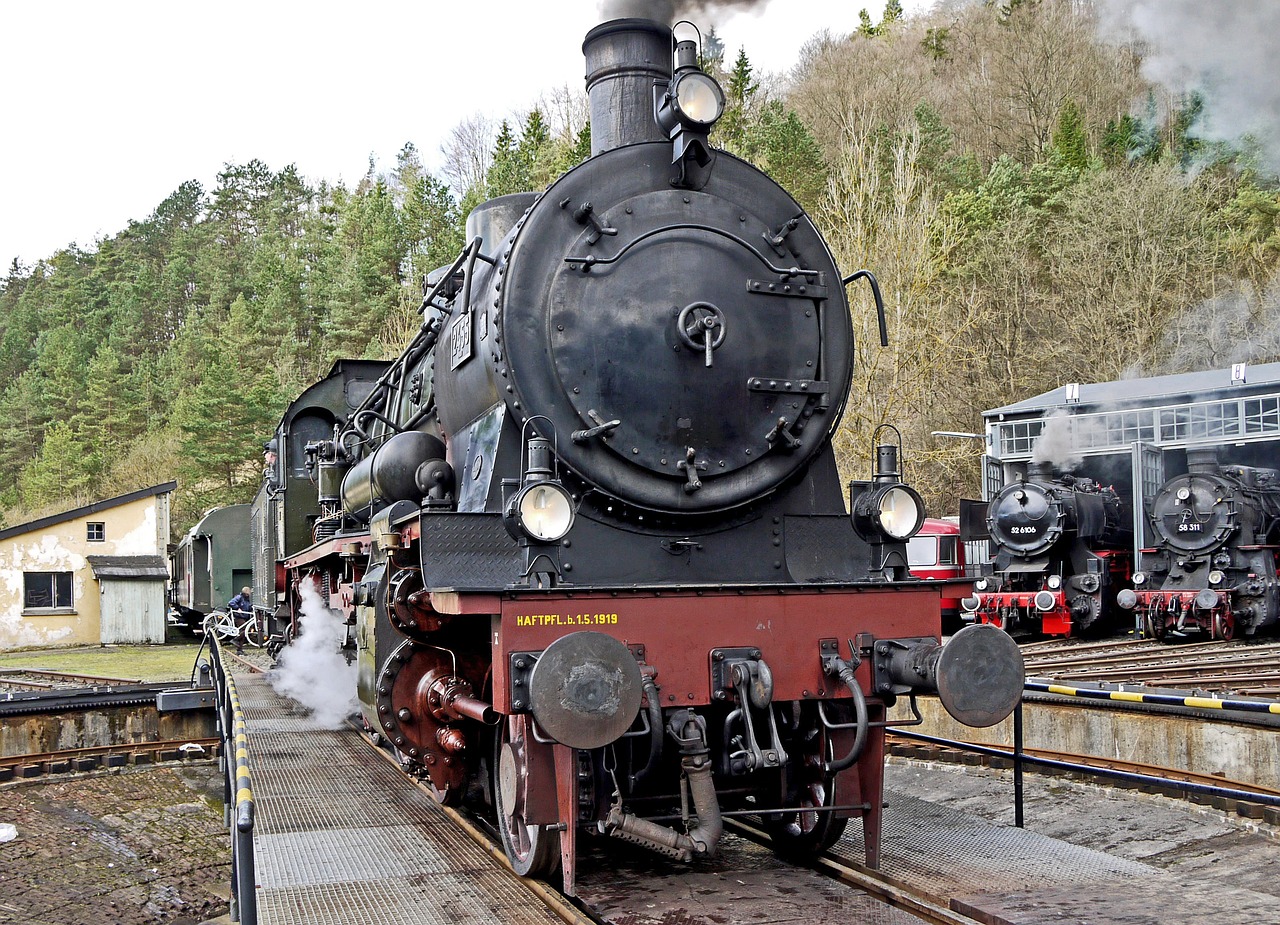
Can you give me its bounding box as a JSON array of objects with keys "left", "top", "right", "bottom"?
[
  {"left": 960, "top": 461, "right": 1133, "bottom": 637},
  {"left": 271, "top": 18, "right": 1024, "bottom": 893}
]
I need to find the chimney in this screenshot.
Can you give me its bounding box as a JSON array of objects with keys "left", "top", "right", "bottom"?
[
  {"left": 1026, "top": 460, "right": 1053, "bottom": 482},
  {"left": 583, "top": 19, "right": 673, "bottom": 155},
  {"left": 1186, "top": 447, "right": 1219, "bottom": 474}
]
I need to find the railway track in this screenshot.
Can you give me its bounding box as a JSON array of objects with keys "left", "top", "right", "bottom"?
[
  {"left": 727, "top": 818, "right": 974, "bottom": 925},
  {"left": 357, "top": 727, "right": 977, "bottom": 925},
  {"left": 0, "top": 681, "right": 183, "bottom": 716},
  {"left": 0, "top": 737, "right": 222, "bottom": 782},
  {"left": 1018, "top": 636, "right": 1280, "bottom": 696},
  {"left": 0, "top": 667, "right": 145, "bottom": 691},
  {"left": 888, "top": 735, "right": 1280, "bottom": 823}
]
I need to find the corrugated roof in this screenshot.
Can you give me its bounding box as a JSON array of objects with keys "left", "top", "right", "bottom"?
[
  {"left": 87, "top": 555, "right": 169, "bottom": 580},
  {"left": 986, "top": 362, "right": 1280, "bottom": 417}
]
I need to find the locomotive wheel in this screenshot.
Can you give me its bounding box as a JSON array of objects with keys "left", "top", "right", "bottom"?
[
  {"left": 1212, "top": 612, "right": 1235, "bottom": 641},
  {"left": 494, "top": 715, "right": 560, "bottom": 877},
  {"left": 426, "top": 771, "right": 465, "bottom": 807},
  {"left": 764, "top": 742, "right": 847, "bottom": 857}
]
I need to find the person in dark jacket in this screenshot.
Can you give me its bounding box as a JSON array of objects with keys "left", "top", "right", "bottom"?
[
  {"left": 227, "top": 587, "right": 252, "bottom": 653},
  {"left": 228, "top": 587, "right": 252, "bottom": 615}
]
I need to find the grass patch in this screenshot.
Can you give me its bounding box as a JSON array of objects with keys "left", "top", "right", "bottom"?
[{"left": 1, "top": 643, "right": 209, "bottom": 682}]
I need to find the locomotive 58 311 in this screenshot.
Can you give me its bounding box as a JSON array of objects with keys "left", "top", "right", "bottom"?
[
  {"left": 1119, "top": 448, "right": 1280, "bottom": 640},
  {"left": 268, "top": 18, "right": 1025, "bottom": 893}
]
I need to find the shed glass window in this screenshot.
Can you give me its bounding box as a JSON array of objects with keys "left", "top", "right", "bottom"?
[
  {"left": 24, "top": 571, "right": 73, "bottom": 610},
  {"left": 87, "top": 522, "right": 105, "bottom": 542},
  {"left": 1245, "top": 397, "right": 1280, "bottom": 435},
  {"left": 998, "top": 420, "right": 1044, "bottom": 456}
]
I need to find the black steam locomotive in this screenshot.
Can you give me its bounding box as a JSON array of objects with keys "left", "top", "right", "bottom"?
[
  {"left": 260, "top": 19, "right": 1024, "bottom": 893},
  {"left": 250, "top": 359, "right": 389, "bottom": 643},
  {"left": 961, "top": 462, "right": 1133, "bottom": 636},
  {"left": 1119, "top": 448, "right": 1280, "bottom": 640}
]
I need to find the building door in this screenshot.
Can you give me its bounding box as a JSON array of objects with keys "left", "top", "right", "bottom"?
[{"left": 100, "top": 580, "right": 166, "bottom": 644}]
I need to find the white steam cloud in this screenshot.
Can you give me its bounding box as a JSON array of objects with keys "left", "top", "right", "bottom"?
[
  {"left": 1124, "top": 278, "right": 1280, "bottom": 379},
  {"left": 1100, "top": 0, "right": 1280, "bottom": 172},
  {"left": 1030, "top": 411, "right": 1110, "bottom": 471},
  {"left": 1030, "top": 411, "right": 1082, "bottom": 471},
  {"left": 269, "top": 580, "right": 358, "bottom": 729},
  {"left": 598, "top": 0, "right": 773, "bottom": 26}
]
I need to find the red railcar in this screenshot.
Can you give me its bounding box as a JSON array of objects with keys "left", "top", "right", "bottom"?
[{"left": 908, "top": 518, "right": 968, "bottom": 630}]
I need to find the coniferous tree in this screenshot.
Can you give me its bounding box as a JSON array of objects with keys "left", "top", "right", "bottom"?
[
  {"left": 716, "top": 48, "right": 759, "bottom": 155},
  {"left": 1052, "top": 100, "right": 1090, "bottom": 172}
]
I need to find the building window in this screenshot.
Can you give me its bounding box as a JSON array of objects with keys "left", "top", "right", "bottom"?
[
  {"left": 87, "top": 522, "right": 106, "bottom": 542},
  {"left": 24, "top": 572, "right": 73, "bottom": 611}
]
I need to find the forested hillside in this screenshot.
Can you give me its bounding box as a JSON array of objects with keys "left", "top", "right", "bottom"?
[{"left": 2, "top": 0, "right": 1277, "bottom": 535}]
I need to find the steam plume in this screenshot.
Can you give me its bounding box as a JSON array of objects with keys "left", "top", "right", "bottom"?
[
  {"left": 1099, "top": 0, "right": 1280, "bottom": 172},
  {"left": 1029, "top": 411, "right": 1081, "bottom": 471},
  {"left": 1123, "top": 278, "right": 1280, "bottom": 379},
  {"left": 1030, "top": 411, "right": 1108, "bottom": 472},
  {"left": 269, "top": 579, "right": 358, "bottom": 729},
  {"left": 598, "top": 0, "right": 774, "bottom": 26}
]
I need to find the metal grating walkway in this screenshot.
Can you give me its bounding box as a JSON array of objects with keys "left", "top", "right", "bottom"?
[
  {"left": 836, "top": 773, "right": 1280, "bottom": 925},
  {"left": 234, "top": 668, "right": 1277, "bottom": 924},
  {"left": 234, "top": 671, "right": 564, "bottom": 925}
]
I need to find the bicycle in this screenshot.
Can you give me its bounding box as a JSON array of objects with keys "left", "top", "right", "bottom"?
[{"left": 203, "top": 609, "right": 264, "bottom": 650}]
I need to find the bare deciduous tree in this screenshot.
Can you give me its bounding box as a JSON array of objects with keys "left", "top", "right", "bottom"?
[{"left": 440, "top": 116, "right": 495, "bottom": 198}]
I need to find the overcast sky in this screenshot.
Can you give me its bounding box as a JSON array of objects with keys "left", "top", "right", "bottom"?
[{"left": 0, "top": 1, "right": 933, "bottom": 271}]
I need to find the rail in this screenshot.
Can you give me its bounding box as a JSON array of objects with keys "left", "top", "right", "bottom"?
[
  {"left": 208, "top": 634, "right": 258, "bottom": 925},
  {"left": 0, "top": 738, "right": 220, "bottom": 780},
  {"left": 891, "top": 700, "right": 1280, "bottom": 832}
]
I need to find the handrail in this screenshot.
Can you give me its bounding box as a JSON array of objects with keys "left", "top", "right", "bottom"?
[
  {"left": 1025, "top": 678, "right": 1280, "bottom": 716},
  {"left": 208, "top": 635, "right": 258, "bottom": 925},
  {"left": 891, "top": 708, "right": 1280, "bottom": 830}
]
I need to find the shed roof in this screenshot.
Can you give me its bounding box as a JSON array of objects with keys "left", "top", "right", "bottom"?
[
  {"left": 87, "top": 555, "right": 169, "bottom": 580},
  {"left": 986, "top": 362, "right": 1280, "bottom": 417}
]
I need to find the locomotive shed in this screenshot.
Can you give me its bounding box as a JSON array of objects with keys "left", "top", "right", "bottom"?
[{"left": 214, "top": 660, "right": 1278, "bottom": 925}]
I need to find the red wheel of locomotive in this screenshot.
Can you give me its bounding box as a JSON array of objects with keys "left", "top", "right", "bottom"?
[
  {"left": 764, "top": 724, "right": 846, "bottom": 856},
  {"left": 494, "top": 715, "right": 560, "bottom": 878},
  {"left": 1212, "top": 611, "right": 1235, "bottom": 641}
]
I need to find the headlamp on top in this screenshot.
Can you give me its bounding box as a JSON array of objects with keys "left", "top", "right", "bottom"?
[
  {"left": 504, "top": 432, "right": 576, "bottom": 544},
  {"left": 855, "top": 484, "right": 925, "bottom": 540},
  {"left": 850, "top": 436, "right": 926, "bottom": 542},
  {"left": 655, "top": 24, "right": 724, "bottom": 174},
  {"left": 670, "top": 70, "right": 724, "bottom": 127},
  {"left": 511, "top": 481, "right": 575, "bottom": 543}
]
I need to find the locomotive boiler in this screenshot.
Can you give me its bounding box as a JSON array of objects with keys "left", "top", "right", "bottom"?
[
  {"left": 278, "top": 18, "right": 1024, "bottom": 893},
  {"left": 961, "top": 462, "right": 1132, "bottom": 636},
  {"left": 1118, "top": 448, "right": 1280, "bottom": 640}
]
